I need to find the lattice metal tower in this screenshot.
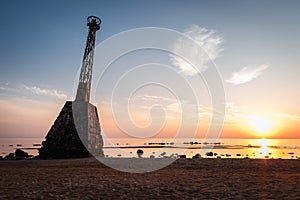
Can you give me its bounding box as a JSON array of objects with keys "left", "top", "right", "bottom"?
[
  {"left": 39, "top": 16, "right": 104, "bottom": 158},
  {"left": 76, "top": 16, "right": 101, "bottom": 102}
]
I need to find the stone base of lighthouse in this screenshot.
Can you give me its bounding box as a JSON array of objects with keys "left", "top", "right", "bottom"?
[{"left": 39, "top": 101, "right": 104, "bottom": 159}]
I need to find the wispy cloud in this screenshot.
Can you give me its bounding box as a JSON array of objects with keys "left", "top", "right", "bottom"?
[
  {"left": 139, "top": 95, "right": 177, "bottom": 103},
  {"left": 0, "top": 83, "right": 68, "bottom": 100},
  {"left": 226, "top": 64, "right": 269, "bottom": 85},
  {"left": 166, "top": 102, "right": 182, "bottom": 113},
  {"left": 278, "top": 113, "right": 300, "bottom": 121},
  {"left": 23, "top": 85, "right": 67, "bottom": 100},
  {"left": 223, "top": 102, "right": 249, "bottom": 125},
  {"left": 170, "top": 25, "right": 223, "bottom": 76},
  {"left": 0, "top": 82, "right": 17, "bottom": 93}
]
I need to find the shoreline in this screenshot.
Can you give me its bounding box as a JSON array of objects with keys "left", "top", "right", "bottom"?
[{"left": 2, "top": 138, "right": 300, "bottom": 159}]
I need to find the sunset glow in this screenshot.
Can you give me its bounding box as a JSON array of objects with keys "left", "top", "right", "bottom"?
[
  {"left": 0, "top": 1, "right": 299, "bottom": 140},
  {"left": 248, "top": 116, "right": 274, "bottom": 135},
  {"left": 1, "top": 2, "right": 300, "bottom": 199}
]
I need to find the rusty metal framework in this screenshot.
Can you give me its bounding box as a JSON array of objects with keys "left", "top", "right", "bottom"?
[{"left": 76, "top": 16, "right": 101, "bottom": 102}]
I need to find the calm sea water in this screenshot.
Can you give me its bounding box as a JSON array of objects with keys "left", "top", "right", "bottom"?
[{"left": 1, "top": 137, "right": 300, "bottom": 159}]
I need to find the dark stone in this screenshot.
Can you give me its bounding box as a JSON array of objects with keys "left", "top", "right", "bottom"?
[
  {"left": 206, "top": 152, "right": 214, "bottom": 157},
  {"left": 2, "top": 149, "right": 30, "bottom": 160},
  {"left": 4, "top": 153, "right": 15, "bottom": 160},
  {"left": 192, "top": 153, "right": 201, "bottom": 158},
  {"left": 137, "top": 149, "right": 144, "bottom": 158},
  {"left": 15, "top": 149, "right": 29, "bottom": 159}
]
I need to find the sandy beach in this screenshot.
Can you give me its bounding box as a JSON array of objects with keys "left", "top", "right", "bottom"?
[{"left": 0, "top": 158, "right": 299, "bottom": 199}]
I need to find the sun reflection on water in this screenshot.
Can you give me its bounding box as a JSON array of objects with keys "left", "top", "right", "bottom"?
[{"left": 259, "top": 138, "right": 270, "bottom": 158}]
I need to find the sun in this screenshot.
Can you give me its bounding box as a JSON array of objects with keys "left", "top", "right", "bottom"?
[{"left": 248, "top": 116, "right": 273, "bottom": 135}]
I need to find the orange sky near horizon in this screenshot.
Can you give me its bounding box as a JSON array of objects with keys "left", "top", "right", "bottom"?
[
  {"left": 97, "top": 103, "right": 300, "bottom": 139},
  {"left": 0, "top": 96, "right": 299, "bottom": 139}
]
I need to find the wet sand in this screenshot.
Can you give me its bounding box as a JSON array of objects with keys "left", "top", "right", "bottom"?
[{"left": 0, "top": 158, "right": 299, "bottom": 199}]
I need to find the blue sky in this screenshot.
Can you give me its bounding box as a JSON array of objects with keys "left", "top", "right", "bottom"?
[{"left": 0, "top": 0, "right": 299, "bottom": 138}]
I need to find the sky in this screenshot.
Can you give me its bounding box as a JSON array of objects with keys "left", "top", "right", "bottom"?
[{"left": 0, "top": 0, "right": 299, "bottom": 139}]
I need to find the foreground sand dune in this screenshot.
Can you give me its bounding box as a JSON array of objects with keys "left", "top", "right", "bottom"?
[{"left": 0, "top": 158, "right": 299, "bottom": 199}]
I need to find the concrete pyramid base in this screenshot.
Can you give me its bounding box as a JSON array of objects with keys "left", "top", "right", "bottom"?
[{"left": 39, "top": 101, "right": 104, "bottom": 159}]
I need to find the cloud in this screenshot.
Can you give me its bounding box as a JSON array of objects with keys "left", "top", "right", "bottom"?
[
  {"left": 278, "top": 113, "right": 300, "bottom": 121},
  {"left": 0, "top": 82, "right": 18, "bottom": 93},
  {"left": 226, "top": 64, "right": 269, "bottom": 85},
  {"left": 139, "top": 95, "right": 177, "bottom": 103},
  {"left": 170, "top": 25, "right": 223, "bottom": 76},
  {"left": 222, "top": 102, "right": 258, "bottom": 126},
  {"left": 166, "top": 102, "right": 182, "bottom": 113},
  {"left": 0, "top": 83, "right": 68, "bottom": 101},
  {"left": 23, "top": 85, "right": 67, "bottom": 100}
]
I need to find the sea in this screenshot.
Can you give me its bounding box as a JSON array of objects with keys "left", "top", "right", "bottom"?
[{"left": 1, "top": 137, "right": 300, "bottom": 159}]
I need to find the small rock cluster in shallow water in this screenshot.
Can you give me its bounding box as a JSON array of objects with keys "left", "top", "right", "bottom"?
[{"left": 1, "top": 149, "right": 31, "bottom": 160}]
